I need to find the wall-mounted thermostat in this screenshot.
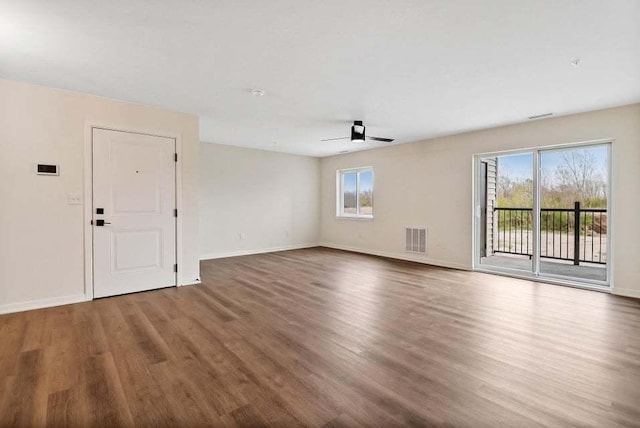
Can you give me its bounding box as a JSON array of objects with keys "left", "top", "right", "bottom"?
[{"left": 37, "top": 164, "right": 59, "bottom": 175}]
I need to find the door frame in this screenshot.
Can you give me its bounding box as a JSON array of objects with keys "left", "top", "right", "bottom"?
[
  {"left": 472, "top": 138, "right": 614, "bottom": 292},
  {"left": 479, "top": 160, "right": 488, "bottom": 257},
  {"left": 83, "top": 123, "right": 184, "bottom": 300}
]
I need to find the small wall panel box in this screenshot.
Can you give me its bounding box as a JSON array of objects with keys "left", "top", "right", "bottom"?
[{"left": 37, "top": 164, "right": 59, "bottom": 175}]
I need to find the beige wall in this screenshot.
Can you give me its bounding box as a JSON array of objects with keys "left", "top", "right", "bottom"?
[
  {"left": 1, "top": 76, "right": 637, "bottom": 312},
  {"left": 199, "top": 143, "right": 320, "bottom": 259},
  {"left": 0, "top": 79, "right": 200, "bottom": 313},
  {"left": 320, "top": 104, "right": 640, "bottom": 298}
]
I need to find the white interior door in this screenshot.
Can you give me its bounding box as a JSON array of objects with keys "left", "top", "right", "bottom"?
[{"left": 92, "top": 128, "right": 177, "bottom": 298}]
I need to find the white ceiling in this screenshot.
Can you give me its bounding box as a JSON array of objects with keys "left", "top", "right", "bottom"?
[{"left": 1, "top": 1, "right": 639, "bottom": 157}]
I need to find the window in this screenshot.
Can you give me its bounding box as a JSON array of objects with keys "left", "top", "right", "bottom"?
[{"left": 337, "top": 167, "right": 374, "bottom": 218}]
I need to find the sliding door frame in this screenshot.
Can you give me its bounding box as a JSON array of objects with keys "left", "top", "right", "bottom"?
[{"left": 472, "top": 139, "right": 613, "bottom": 292}]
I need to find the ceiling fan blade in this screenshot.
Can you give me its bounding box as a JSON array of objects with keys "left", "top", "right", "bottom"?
[
  {"left": 321, "top": 136, "right": 350, "bottom": 142},
  {"left": 367, "top": 136, "right": 394, "bottom": 143}
]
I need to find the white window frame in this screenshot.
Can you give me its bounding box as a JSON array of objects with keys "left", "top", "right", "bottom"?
[{"left": 336, "top": 166, "right": 374, "bottom": 219}]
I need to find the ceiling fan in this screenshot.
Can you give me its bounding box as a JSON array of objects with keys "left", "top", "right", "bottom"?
[{"left": 321, "top": 121, "right": 394, "bottom": 143}]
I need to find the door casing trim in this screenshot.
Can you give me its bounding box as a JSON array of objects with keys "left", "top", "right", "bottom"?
[{"left": 83, "top": 123, "right": 184, "bottom": 301}]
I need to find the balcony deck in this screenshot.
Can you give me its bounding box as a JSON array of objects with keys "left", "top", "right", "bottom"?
[{"left": 480, "top": 254, "right": 607, "bottom": 282}]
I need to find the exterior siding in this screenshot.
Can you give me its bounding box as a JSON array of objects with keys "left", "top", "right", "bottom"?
[{"left": 486, "top": 158, "right": 498, "bottom": 254}]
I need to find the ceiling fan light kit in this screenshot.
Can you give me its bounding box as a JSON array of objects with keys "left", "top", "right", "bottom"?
[{"left": 351, "top": 121, "right": 366, "bottom": 142}]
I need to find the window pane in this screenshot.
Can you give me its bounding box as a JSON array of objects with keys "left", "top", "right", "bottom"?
[
  {"left": 539, "top": 144, "right": 608, "bottom": 282},
  {"left": 358, "top": 170, "right": 373, "bottom": 215},
  {"left": 343, "top": 172, "right": 357, "bottom": 214}
]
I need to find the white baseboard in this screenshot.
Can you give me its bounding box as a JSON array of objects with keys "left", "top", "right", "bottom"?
[
  {"left": 319, "top": 242, "right": 470, "bottom": 271},
  {"left": 200, "top": 243, "right": 320, "bottom": 261},
  {"left": 612, "top": 288, "right": 640, "bottom": 299},
  {"left": 0, "top": 293, "right": 88, "bottom": 315}
]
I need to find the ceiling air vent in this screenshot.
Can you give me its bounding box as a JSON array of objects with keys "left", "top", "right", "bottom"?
[
  {"left": 405, "top": 227, "right": 427, "bottom": 254},
  {"left": 528, "top": 112, "right": 553, "bottom": 120}
]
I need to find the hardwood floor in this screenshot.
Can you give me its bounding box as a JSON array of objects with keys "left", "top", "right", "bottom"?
[{"left": 1, "top": 247, "right": 639, "bottom": 427}]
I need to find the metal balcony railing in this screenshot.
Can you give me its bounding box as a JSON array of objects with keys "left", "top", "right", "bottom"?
[{"left": 494, "top": 202, "right": 607, "bottom": 265}]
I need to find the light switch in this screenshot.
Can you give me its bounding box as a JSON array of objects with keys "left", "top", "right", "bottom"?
[{"left": 67, "top": 193, "right": 83, "bottom": 205}]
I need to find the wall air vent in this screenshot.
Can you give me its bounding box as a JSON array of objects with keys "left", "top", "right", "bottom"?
[{"left": 405, "top": 227, "right": 427, "bottom": 254}]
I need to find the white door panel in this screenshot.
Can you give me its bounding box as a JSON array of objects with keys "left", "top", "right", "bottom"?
[{"left": 93, "top": 128, "right": 176, "bottom": 298}]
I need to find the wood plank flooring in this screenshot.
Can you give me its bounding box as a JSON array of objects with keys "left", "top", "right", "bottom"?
[{"left": 1, "top": 247, "right": 639, "bottom": 427}]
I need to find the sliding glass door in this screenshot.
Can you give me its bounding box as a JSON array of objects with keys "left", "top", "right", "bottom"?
[
  {"left": 477, "top": 152, "right": 534, "bottom": 274},
  {"left": 538, "top": 145, "right": 608, "bottom": 282},
  {"left": 475, "top": 142, "right": 610, "bottom": 288}
]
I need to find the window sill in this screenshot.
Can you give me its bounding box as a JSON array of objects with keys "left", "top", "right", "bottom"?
[{"left": 336, "top": 215, "right": 374, "bottom": 221}]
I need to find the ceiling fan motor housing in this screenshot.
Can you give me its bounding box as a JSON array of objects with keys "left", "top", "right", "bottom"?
[{"left": 351, "top": 121, "right": 366, "bottom": 142}]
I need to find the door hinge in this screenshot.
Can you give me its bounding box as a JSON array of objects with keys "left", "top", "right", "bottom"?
[
  {"left": 174, "top": 264, "right": 178, "bottom": 273},
  {"left": 174, "top": 153, "right": 178, "bottom": 162},
  {"left": 174, "top": 208, "right": 178, "bottom": 217}
]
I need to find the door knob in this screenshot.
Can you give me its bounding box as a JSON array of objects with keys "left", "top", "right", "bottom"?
[{"left": 95, "top": 219, "right": 111, "bottom": 226}]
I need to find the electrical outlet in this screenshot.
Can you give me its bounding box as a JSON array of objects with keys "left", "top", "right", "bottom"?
[{"left": 67, "top": 193, "right": 83, "bottom": 205}]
